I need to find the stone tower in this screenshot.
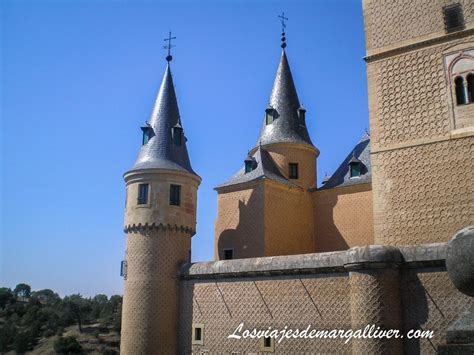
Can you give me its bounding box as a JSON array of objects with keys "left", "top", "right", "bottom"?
[
  {"left": 120, "top": 58, "right": 201, "bottom": 353},
  {"left": 363, "top": 0, "right": 474, "bottom": 246},
  {"left": 214, "top": 40, "right": 319, "bottom": 260}
]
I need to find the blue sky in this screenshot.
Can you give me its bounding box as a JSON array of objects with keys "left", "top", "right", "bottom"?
[{"left": 1, "top": 0, "right": 368, "bottom": 297}]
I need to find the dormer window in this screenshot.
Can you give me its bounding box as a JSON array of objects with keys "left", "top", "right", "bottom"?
[
  {"left": 298, "top": 106, "right": 306, "bottom": 126},
  {"left": 349, "top": 154, "right": 362, "bottom": 178},
  {"left": 244, "top": 155, "right": 256, "bottom": 174},
  {"left": 141, "top": 125, "right": 154, "bottom": 145},
  {"left": 350, "top": 163, "right": 360, "bottom": 178},
  {"left": 265, "top": 106, "right": 275, "bottom": 125},
  {"left": 171, "top": 123, "right": 183, "bottom": 146}
]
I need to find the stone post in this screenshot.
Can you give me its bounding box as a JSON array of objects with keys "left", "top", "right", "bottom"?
[
  {"left": 438, "top": 226, "right": 474, "bottom": 354},
  {"left": 345, "top": 246, "right": 404, "bottom": 354}
]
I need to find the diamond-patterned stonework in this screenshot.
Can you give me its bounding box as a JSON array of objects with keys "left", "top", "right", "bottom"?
[
  {"left": 121, "top": 229, "right": 191, "bottom": 354},
  {"left": 370, "top": 37, "right": 474, "bottom": 148},
  {"left": 364, "top": 0, "right": 474, "bottom": 50},
  {"left": 179, "top": 274, "right": 352, "bottom": 353},
  {"left": 401, "top": 268, "right": 473, "bottom": 354},
  {"left": 349, "top": 269, "right": 403, "bottom": 354},
  {"left": 372, "top": 137, "right": 473, "bottom": 246}
]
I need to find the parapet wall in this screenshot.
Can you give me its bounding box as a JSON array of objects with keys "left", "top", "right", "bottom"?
[{"left": 178, "top": 244, "right": 472, "bottom": 353}]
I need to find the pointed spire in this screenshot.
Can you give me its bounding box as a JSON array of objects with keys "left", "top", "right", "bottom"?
[
  {"left": 129, "top": 62, "right": 196, "bottom": 175},
  {"left": 256, "top": 49, "right": 314, "bottom": 148}
]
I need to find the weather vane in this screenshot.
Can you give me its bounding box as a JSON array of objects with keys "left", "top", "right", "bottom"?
[
  {"left": 278, "top": 12, "right": 288, "bottom": 48},
  {"left": 163, "top": 31, "right": 176, "bottom": 62}
]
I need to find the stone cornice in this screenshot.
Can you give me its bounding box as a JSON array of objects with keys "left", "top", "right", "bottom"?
[
  {"left": 124, "top": 222, "right": 196, "bottom": 236},
  {"left": 364, "top": 28, "right": 474, "bottom": 63},
  {"left": 180, "top": 244, "right": 447, "bottom": 280},
  {"left": 124, "top": 168, "right": 202, "bottom": 185}
]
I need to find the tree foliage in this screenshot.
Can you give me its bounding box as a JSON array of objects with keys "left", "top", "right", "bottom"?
[
  {"left": 13, "top": 283, "right": 31, "bottom": 299},
  {"left": 0, "top": 283, "right": 122, "bottom": 353},
  {"left": 54, "top": 335, "right": 83, "bottom": 354}
]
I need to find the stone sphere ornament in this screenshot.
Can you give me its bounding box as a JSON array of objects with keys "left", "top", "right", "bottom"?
[{"left": 446, "top": 226, "right": 474, "bottom": 297}]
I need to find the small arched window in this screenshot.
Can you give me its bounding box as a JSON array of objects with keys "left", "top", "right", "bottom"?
[
  {"left": 467, "top": 73, "right": 474, "bottom": 103},
  {"left": 455, "top": 76, "right": 466, "bottom": 105}
]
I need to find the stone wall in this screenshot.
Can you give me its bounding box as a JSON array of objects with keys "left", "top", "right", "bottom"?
[
  {"left": 178, "top": 244, "right": 473, "bottom": 354},
  {"left": 363, "top": 0, "right": 474, "bottom": 53},
  {"left": 214, "top": 183, "right": 265, "bottom": 260},
  {"left": 264, "top": 182, "right": 315, "bottom": 257},
  {"left": 364, "top": 0, "right": 474, "bottom": 246},
  {"left": 313, "top": 183, "right": 374, "bottom": 252}
]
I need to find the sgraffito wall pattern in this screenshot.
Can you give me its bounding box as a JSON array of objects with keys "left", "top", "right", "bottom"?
[
  {"left": 364, "top": 0, "right": 474, "bottom": 51},
  {"left": 371, "top": 137, "right": 474, "bottom": 246},
  {"left": 121, "top": 229, "right": 191, "bottom": 354},
  {"left": 401, "top": 268, "right": 473, "bottom": 354},
  {"left": 179, "top": 274, "right": 352, "bottom": 354},
  {"left": 368, "top": 37, "right": 474, "bottom": 150},
  {"left": 178, "top": 268, "right": 472, "bottom": 354},
  {"left": 313, "top": 183, "right": 374, "bottom": 252}
]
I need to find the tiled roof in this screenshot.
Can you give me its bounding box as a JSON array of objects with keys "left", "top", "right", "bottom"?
[
  {"left": 127, "top": 63, "right": 197, "bottom": 176},
  {"left": 255, "top": 50, "right": 314, "bottom": 148},
  {"left": 215, "top": 146, "right": 297, "bottom": 190},
  {"left": 318, "top": 132, "right": 371, "bottom": 190}
]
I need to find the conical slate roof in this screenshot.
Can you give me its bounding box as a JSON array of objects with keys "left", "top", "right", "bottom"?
[
  {"left": 256, "top": 50, "right": 314, "bottom": 148},
  {"left": 128, "top": 63, "right": 196, "bottom": 175},
  {"left": 215, "top": 146, "right": 298, "bottom": 190}
]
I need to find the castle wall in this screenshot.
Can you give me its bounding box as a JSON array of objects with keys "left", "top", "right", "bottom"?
[
  {"left": 364, "top": 0, "right": 474, "bottom": 246},
  {"left": 122, "top": 229, "right": 191, "bottom": 353},
  {"left": 121, "top": 170, "right": 200, "bottom": 353},
  {"left": 363, "top": 0, "right": 474, "bottom": 53},
  {"left": 178, "top": 245, "right": 473, "bottom": 354},
  {"left": 263, "top": 143, "right": 318, "bottom": 189},
  {"left": 264, "top": 182, "right": 315, "bottom": 256},
  {"left": 313, "top": 183, "right": 374, "bottom": 252},
  {"left": 124, "top": 170, "right": 199, "bottom": 230},
  {"left": 214, "top": 183, "right": 265, "bottom": 260}
]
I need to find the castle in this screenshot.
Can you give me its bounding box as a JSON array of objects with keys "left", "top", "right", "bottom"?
[{"left": 120, "top": 0, "right": 474, "bottom": 353}]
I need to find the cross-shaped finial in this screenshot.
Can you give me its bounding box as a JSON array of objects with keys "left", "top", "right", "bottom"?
[
  {"left": 278, "top": 12, "right": 288, "bottom": 48},
  {"left": 278, "top": 12, "right": 288, "bottom": 32},
  {"left": 163, "top": 31, "right": 176, "bottom": 62}
]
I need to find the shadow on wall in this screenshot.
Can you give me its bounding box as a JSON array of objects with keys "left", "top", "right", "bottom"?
[
  {"left": 217, "top": 188, "right": 264, "bottom": 260},
  {"left": 401, "top": 269, "right": 431, "bottom": 353},
  {"left": 314, "top": 192, "right": 350, "bottom": 253}
]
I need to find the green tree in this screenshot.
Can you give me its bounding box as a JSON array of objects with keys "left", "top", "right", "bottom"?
[
  {"left": 63, "top": 294, "right": 91, "bottom": 333},
  {"left": 91, "top": 294, "right": 108, "bottom": 319},
  {"left": 0, "top": 321, "right": 17, "bottom": 352},
  {"left": 31, "top": 289, "right": 60, "bottom": 305},
  {"left": 53, "top": 336, "right": 83, "bottom": 354},
  {"left": 13, "top": 284, "right": 31, "bottom": 299},
  {"left": 13, "top": 331, "right": 31, "bottom": 354},
  {"left": 0, "top": 288, "right": 14, "bottom": 309}
]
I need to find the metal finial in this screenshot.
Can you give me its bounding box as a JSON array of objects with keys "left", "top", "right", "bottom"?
[
  {"left": 278, "top": 12, "right": 288, "bottom": 48},
  {"left": 163, "top": 31, "right": 176, "bottom": 62}
]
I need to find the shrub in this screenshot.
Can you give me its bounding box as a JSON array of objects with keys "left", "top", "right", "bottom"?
[
  {"left": 0, "top": 321, "right": 17, "bottom": 352},
  {"left": 13, "top": 331, "right": 31, "bottom": 354},
  {"left": 43, "top": 329, "right": 55, "bottom": 337},
  {"left": 54, "top": 335, "right": 83, "bottom": 354}
]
